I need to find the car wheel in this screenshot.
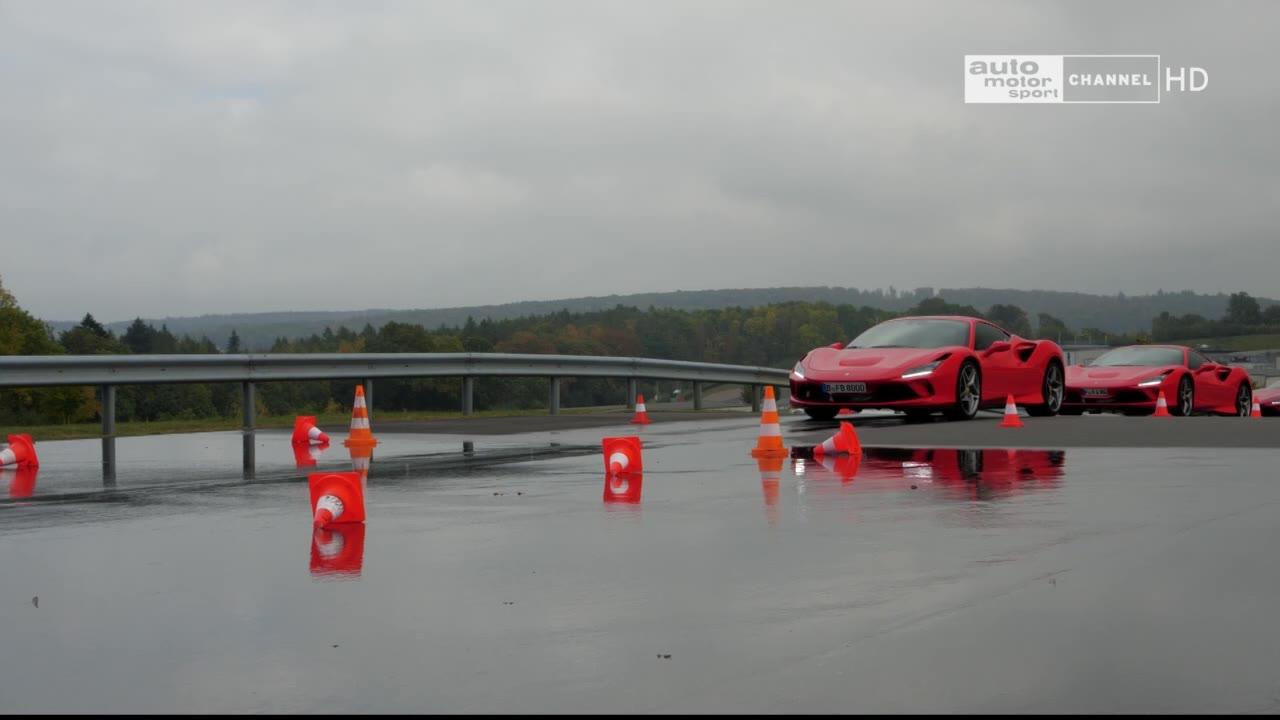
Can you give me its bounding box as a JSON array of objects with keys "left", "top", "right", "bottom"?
[
  {"left": 803, "top": 407, "right": 839, "bottom": 421},
  {"left": 1173, "top": 375, "right": 1194, "bottom": 416},
  {"left": 1235, "top": 383, "right": 1252, "bottom": 417},
  {"left": 1026, "top": 361, "right": 1064, "bottom": 417},
  {"left": 944, "top": 362, "right": 981, "bottom": 421}
]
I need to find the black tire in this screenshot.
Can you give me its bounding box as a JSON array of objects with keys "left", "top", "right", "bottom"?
[
  {"left": 1172, "top": 375, "right": 1194, "bottom": 416},
  {"left": 1235, "top": 383, "right": 1252, "bottom": 417},
  {"left": 1059, "top": 408, "right": 1084, "bottom": 416},
  {"left": 1026, "top": 361, "right": 1065, "bottom": 417},
  {"left": 944, "top": 362, "right": 981, "bottom": 421},
  {"left": 803, "top": 407, "right": 839, "bottom": 421}
]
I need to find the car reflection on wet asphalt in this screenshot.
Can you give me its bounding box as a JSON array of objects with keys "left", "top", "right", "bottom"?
[{"left": 3, "top": 418, "right": 1280, "bottom": 713}]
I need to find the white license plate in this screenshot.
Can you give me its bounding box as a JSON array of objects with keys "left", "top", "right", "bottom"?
[
  {"left": 823, "top": 382, "right": 867, "bottom": 394},
  {"left": 1082, "top": 388, "right": 1110, "bottom": 398}
]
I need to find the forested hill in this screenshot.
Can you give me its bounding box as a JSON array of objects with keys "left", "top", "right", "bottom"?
[{"left": 57, "top": 286, "right": 1277, "bottom": 351}]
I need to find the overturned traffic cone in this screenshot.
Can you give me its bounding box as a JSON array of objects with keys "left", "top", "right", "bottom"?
[
  {"left": 816, "top": 451, "right": 861, "bottom": 483},
  {"left": 1153, "top": 390, "right": 1171, "bottom": 417},
  {"left": 603, "top": 436, "right": 643, "bottom": 475},
  {"left": 813, "top": 421, "right": 861, "bottom": 457},
  {"left": 292, "top": 442, "right": 328, "bottom": 469},
  {"left": 999, "top": 395, "right": 1023, "bottom": 428},
  {"left": 0, "top": 434, "right": 38, "bottom": 469},
  {"left": 343, "top": 385, "right": 378, "bottom": 448},
  {"left": 750, "top": 386, "right": 788, "bottom": 458},
  {"left": 631, "top": 394, "right": 652, "bottom": 425},
  {"left": 292, "top": 415, "right": 329, "bottom": 446},
  {"left": 309, "top": 471, "right": 366, "bottom": 528}
]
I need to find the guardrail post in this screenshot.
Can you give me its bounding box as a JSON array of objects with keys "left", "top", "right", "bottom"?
[
  {"left": 363, "top": 378, "right": 373, "bottom": 421},
  {"left": 627, "top": 378, "right": 637, "bottom": 409},
  {"left": 242, "top": 381, "right": 255, "bottom": 477},
  {"left": 693, "top": 382, "right": 704, "bottom": 411},
  {"left": 549, "top": 377, "right": 561, "bottom": 415},
  {"left": 100, "top": 384, "right": 116, "bottom": 483},
  {"left": 462, "top": 376, "right": 475, "bottom": 416},
  {"left": 751, "top": 384, "right": 762, "bottom": 412}
]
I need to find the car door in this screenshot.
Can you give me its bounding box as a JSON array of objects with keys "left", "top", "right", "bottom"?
[
  {"left": 1187, "top": 350, "right": 1229, "bottom": 409},
  {"left": 974, "top": 322, "right": 1013, "bottom": 402}
]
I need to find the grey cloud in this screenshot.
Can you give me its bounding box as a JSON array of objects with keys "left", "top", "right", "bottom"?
[{"left": 0, "top": 0, "right": 1276, "bottom": 321}]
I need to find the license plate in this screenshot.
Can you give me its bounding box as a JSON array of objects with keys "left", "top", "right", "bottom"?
[
  {"left": 823, "top": 382, "right": 867, "bottom": 394},
  {"left": 1082, "top": 388, "right": 1110, "bottom": 398}
]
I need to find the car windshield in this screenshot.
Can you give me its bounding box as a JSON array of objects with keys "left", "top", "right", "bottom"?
[
  {"left": 1091, "top": 347, "right": 1184, "bottom": 367},
  {"left": 848, "top": 319, "right": 970, "bottom": 349}
]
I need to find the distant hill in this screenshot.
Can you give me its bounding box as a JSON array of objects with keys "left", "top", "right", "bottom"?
[{"left": 53, "top": 286, "right": 1277, "bottom": 351}]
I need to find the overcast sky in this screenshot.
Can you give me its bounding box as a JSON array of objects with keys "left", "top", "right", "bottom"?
[{"left": 1, "top": 0, "right": 1275, "bottom": 321}]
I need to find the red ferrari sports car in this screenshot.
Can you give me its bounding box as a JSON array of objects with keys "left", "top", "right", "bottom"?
[
  {"left": 1062, "top": 344, "right": 1253, "bottom": 416},
  {"left": 788, "top": 315, "right": 1066, "bottom": 421},
  {"left": 1255, "top": 385, "right": 1280, "bottom": 416}
]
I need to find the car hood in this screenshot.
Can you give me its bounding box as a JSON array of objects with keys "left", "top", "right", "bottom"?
[
  {"left": 1066, "top": 365, "right": 1178, "bottom": 385},
  {"left": 1254, "top": 386, "right": 1280, "bottom": 403},
  {"left": 802, "top": 347, "right": 954, "bottom": 375}
]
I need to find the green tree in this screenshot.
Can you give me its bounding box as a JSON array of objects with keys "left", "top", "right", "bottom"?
[
  {"left": 986, "top": 304, "right": 1033, "bottom": 336},
  {"left": 1226, "top": 292, "right": 1262, "bottom": 324},
  {"left": 226, "top": 330, "right": 241, "bottom": 353}
]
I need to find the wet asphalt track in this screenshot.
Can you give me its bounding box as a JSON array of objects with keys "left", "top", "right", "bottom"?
[{"left": 2, "top": 413, "right": 1280, "bottom": 712}]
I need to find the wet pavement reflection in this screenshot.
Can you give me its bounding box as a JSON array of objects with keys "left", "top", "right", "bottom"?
[{"left": 3, "top": 419, "right": 1280, "bottom": 712}]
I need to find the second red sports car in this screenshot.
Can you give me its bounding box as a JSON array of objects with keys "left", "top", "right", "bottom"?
[
  {"left": 1254, "top": 385, "right": 1280, "bottom": 416},
  {"left": 788, "top": 315, "right": 1066, "bottom": 421},
  {"left": 1062, "top": 344, "right": 1254, "bottom": 416}
]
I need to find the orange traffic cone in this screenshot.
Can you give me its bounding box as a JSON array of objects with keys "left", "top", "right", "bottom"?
[
  {"left": 999, "top": 395, "right": 1023, "bottom": 428},
  {"left": 0, "top": 434, "right": 38, "bottom": 468},
  {"left": 603, "top": 436, "right": 643, "bottom": 475},
  {"left": 309, "top": 471, "right": 366, "bottom": 528},
  {"left": 292, "top": 415, "right": 329, "bottom": 446},
  {"left": 1153, "top": 390, "right": 1171, "bottom": 417},
  {"left": 348, "top": 444, "right": 373, "bottom": 487},
  {"left": 343, "top": 385, "right": 378, "bottom": 448},
  {"left": 292, "top": 443, "right": 328, "bottom": 469},
  {"left": 813, "top": 421, "right": 861, "bottom": 457},
  {"left": 631, "top": 394, "right": 652, "bottom": 424},
  {"left": 751, "top": 386, "right": 788, "bottom": 458},
  {"left": 816, "top": 451, "right": 861, "bottom": 483}
]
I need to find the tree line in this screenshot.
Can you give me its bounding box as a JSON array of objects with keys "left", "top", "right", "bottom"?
[{"left": 1, "top": 273, "right": 1274, "bottom": 427}]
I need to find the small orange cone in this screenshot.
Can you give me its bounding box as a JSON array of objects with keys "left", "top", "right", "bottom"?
[
  {"left": 603, "top": 436, "right": 643, "bottom": 475},
  {"left": 292, "top": 443, "right": 327, "bottom": 469},
  {"left": 1153, "top": 390, "right": 1171, "bottom": 417},
  {"left": 813, "top": 421, "right": 861, "bottom": 457},
  {"left": 309, "top": 471, "right": 366, "bottom": 527},
  {"left": 0, "top": 434, "right": 38, "bottom": 468},
  {"left": 999, "top": 395, "right": 1023, "bottom": 428},
  {"left": 343, "top": 385, "right": 378, "bottom": 448},
  {"left": 1252, "top": 399, "right": 1263, "bottom": 418},
  {"left": 292, "top": 416, "right": 329, "bottom": 446},
  {"left": 631, "top": 394, "right": 652, "bottom": 424},
  {"left": 751, "top": 386, "right": 788, "bottom": 458}
]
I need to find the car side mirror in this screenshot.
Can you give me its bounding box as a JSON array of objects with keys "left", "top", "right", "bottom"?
[
  {"left": 984, "top": 341, "right": 1011, "bottom": 355},
  {"left": 829, "top": 342, "right": 845, "bottom": 350}
]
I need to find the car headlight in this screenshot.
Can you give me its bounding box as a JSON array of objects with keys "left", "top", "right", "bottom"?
[
  {"left": 1137, "top": 372, "right": 1170, "bottom": 387},
  {"left": 793, "top": 361, "right": 805, "bottom": 379},
  {"left": 902, "top": 360, "right": 943, "bottom": 379}
]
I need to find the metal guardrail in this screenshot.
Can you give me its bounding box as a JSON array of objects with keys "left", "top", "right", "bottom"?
[{"left": 0, "top": 353, "right": 788, "bottom": 388}]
